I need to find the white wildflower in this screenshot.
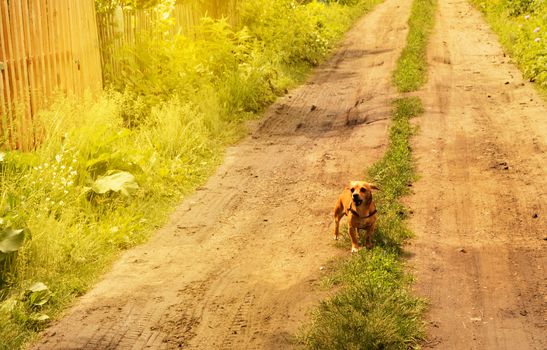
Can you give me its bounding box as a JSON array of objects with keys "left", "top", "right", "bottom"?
[{"left": 55, "top": 154, "right": 62, "bottom": 163}]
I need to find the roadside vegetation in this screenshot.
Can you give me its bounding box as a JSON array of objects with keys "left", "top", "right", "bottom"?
[
  {"left": 0, "top": 0, "right": 382, "bottom": 348},
  {"left": 303, "top": 0, "right": 437, "bottom": 348},
  {"left": 469, "top": 0, "right": 546, "bottom": 95}
]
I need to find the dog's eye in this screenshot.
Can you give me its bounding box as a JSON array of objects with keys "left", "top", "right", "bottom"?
[
  {"left": 360, "top": 187, "right": 367, "bottom": 193},
  {"left": 350, "top": 188, "right": 355, "bottom": 193}
]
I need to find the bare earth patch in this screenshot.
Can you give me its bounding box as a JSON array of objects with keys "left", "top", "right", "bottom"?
[
  {"left": 407, "top": 0, "right": 546, "bottom": 349},
  {"left": 32, "top": 0, "right": 412, "bottom": 348}
]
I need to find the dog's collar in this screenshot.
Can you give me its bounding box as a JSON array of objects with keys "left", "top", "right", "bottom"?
[{"left": 348, "top": 202, "right": 377, "bottom": 218}]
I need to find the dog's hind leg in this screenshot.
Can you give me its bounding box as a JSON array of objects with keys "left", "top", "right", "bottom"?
[
  {"left": 333, "top": 204, "right": 345, "bottom": 240},
  {"left": 364, "top": 222, "right": 376, "bottom": 249},
  {"left": 333, "top": 212, "right": 341, "bottom": 240}
]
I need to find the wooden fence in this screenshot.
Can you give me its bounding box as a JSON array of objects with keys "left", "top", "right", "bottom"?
[
  {"left": 0, "top": 0, "right": 102, "bottom": 150},
  {"left": 0, "top": 0, "right": 240, "bottom": 150},
  {"left": 97, "top": 0, "right": 240, "bottom": 84}
]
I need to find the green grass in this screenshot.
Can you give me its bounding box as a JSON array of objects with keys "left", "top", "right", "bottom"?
[
  {"left": 469, "top": 0, "right": 546, "bottom": 96},
  {"left": 303, "top": 98, "right": 426, "bottom": 350},
  {"left": 0, "top": 1, "right": 383, "bottom": 349},
  {"left": 392, "top": 0, "right": 436, "bottom": 92}
]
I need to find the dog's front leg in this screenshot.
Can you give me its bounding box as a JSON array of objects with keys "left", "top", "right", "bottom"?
[
  {"left": 364, "top": 222, "right": 375, "bottom": 249},
  {"left": 348, "top": 226, "right": 361, "bottom": 252}
]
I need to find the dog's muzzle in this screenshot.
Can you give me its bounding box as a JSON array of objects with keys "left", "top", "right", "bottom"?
[{"left": 352, "top": 194, "right": 363, "bottom": 206}]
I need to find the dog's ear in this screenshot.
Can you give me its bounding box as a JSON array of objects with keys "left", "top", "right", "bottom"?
[{"left": 367, "top": 182, "right": 380, "bottom": 191}]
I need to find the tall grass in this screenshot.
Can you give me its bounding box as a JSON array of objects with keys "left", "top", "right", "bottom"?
[
  {"left": 0, "top": 1, "right": 382, "bottom": 348},
  {"left": 469, "top": 0, "right": 546, "bottom": 95}
]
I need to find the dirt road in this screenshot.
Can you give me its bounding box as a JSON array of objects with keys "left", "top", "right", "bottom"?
[
  {"left": 33, "top": 0, "right": 412, "bottom": 348},
  {"left": 33, "top": 0, "right": 547, "bottom": 348},
  {"left": 407, "top": 0, "right": 546, "bottom": 349}
]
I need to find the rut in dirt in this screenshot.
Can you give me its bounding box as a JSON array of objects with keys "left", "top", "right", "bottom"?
[
  {"left": 408, "top": 0, "right": 546, "bottom": 349},
  {"left": 33, "top": 0, "right": 413, "bottom": 349}
]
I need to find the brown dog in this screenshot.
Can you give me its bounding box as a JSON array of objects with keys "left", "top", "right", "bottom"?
[{"left": 333, "top": 181, "right": 379, "bottom": 252}]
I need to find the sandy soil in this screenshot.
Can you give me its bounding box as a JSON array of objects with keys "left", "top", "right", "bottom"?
[
  {"left": 407, "top": 0, "right": 546, "bottom": 349},
  {"left": 32, "top": 0, "right": 413, "bottom": 348}
]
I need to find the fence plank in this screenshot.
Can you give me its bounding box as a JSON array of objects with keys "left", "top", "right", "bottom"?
[
  {"left": 11, "top": 0, "right": 29, "bottom": 149},
  {"left": 0, "top": 2, "right": 15, "bottom": 147},
  {"left": 0, "top": 3, "right": 11, "bottom": 145}
]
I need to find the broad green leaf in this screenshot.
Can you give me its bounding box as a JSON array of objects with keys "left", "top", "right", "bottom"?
[
  {"left": 91, "top": 171, "right": 139, "bottom": 196},
  {"left": 30, "top": 313, "right": 50, "bottom": 322},
  {"left": 27, "top": 282, "right": 49, "bottom": 293},
  {"left": 26, "top": 282, "right": 52, "bottom": 307},
  {"left": 0, "top": 228, "right": 26, "bottom": 253}
]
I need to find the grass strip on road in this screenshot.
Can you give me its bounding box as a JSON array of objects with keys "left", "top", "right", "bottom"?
[
  {"left": 393, "top": 0, "right": 436, "bottom": 92},
  {"left": 304, "top": 0, "right": 438, "bottom": 346},
  {"left": 303, "top": 98, "right": 426, "bottom": 350}
]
